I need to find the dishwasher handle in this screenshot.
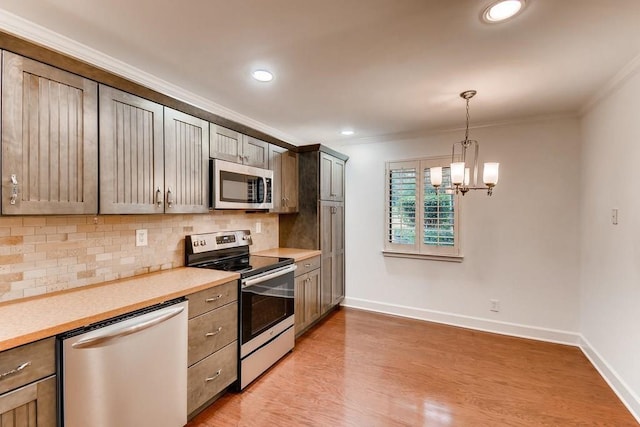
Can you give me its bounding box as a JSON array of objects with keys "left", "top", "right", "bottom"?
[{"left": 71, "top": 305, "right": 185, "bottom": 349}]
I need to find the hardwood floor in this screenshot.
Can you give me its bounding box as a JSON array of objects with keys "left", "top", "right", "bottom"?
[{"left": 187, "top": 308, "right": 637, "bottom": 426}]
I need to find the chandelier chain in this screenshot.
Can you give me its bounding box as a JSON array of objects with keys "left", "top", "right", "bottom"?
[{"left": 465, "top": 97, "right": 470, "bottom": 142}]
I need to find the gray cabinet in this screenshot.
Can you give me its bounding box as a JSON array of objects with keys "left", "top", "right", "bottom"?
[
  {"left": 164, "top": 108, "right": 209, "bottom": 213},
  {"left": 210, "top": 125, "right": 268, "bottom": 168},
  {"left": 99, "top": 85, "right": 164, "bottom": 214},
  {"left": 0, "top": 338, "right": 56, "bottom": 427},
  {"left": 268, "top": 144, "right": 298, "bottom": 213},
  {"left": 280, "top": 147, "right": 347, "bottom": 324},
  {"left": 1, "top": 51, "right": 98, "bottom": 215},
  {"left": 100, "top": 86, "right": 209, "bottom": 214},
  {"left": 294, "top": 256, "right": 321, "bottom": 336},
  {"left": 185, "top": 281, "right": 238, "bottom": 418},
  {"left": 320, "top": 202, "right": 345, "bottom": 312},
  {"left": 320, "top": 152, "right": 345, "bottom": 202}
]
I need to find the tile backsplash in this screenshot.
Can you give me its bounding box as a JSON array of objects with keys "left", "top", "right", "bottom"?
[{"left": 0, "top": 211, "right": 279, "bottom": 302}]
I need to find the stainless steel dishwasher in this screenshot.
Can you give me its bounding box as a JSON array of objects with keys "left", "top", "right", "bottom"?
[{"left": 57, "top": 298, "right": 188, "bottom": 427}]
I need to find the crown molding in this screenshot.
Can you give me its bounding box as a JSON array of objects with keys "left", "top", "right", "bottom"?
[
  {"left": 327, "top": 113, "right": 578, "bottom": 148},
  {"left": 0, "top": 8, "right": 304, "bottom": 146},
  {"left": 581, "top": 52, "right": 640, "bottom": 117}
]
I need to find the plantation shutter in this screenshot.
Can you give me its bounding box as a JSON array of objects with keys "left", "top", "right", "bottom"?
[{"left": 385, "top": 161, "right": 419, "bottom": 252}]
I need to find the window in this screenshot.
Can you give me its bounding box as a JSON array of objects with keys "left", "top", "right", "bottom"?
[{"left": 384, "top": 157, "right": 462, "bottom": 261}]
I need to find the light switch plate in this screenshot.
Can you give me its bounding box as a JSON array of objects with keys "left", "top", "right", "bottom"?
[
  {"left": 612, "top": 208, "right": 619, "bottom": 225},
  {"left": 136, "top": 229, "right": 148, "bottom": 246}
]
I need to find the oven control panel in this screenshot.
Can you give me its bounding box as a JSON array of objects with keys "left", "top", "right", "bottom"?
[{"left": 186, "top": 230, "right": 252, "bottom": 254}]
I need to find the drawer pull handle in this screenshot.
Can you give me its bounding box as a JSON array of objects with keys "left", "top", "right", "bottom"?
[
  {"left": 205, "top": 369, "right": 222, "bottom": 382},
  {"left": 205, "top": 294, "right": 223, "bottom": 303},
  {"left": 304, "top": 263, "right": 311, "bottom": 267},
  {"left": 0, "top": 361, "right": 31, "bottom": 380},
  {"left": 205, "top": 326, "right": 223, "bottom": 337}
]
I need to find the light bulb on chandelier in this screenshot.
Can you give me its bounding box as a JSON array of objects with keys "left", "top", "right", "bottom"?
[{"left": 430, "top": 90, "right": 499, "bottom": 196}]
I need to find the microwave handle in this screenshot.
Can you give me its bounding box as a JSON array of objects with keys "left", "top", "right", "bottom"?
[{"left": 260, "top": 176, "right": 267, "bottom": 203}]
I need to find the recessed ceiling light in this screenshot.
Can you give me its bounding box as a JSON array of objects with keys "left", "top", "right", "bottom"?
[
  {"left": 341, "top": 130, "right": 355, "bottom": 136},
  {"left": 252, "top": 69, "right": 273, "bottom": 82},
  {"left": 482, "top": 0, "right": 525, "bottom": 23}
]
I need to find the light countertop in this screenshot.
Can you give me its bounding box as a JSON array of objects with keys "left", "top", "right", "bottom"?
[
  {"left": 254, "top": 247, "right": 321, "bottom": 261},
  {"left": 0, "top": 267, "right": 239, "bottom": 352}
]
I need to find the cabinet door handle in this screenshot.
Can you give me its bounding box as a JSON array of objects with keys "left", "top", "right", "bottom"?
[
  {"left": 205, "top": 326, "right": 223, "bottom": 337},
  {"left": 9, "top": 174, "right": 18, "bottom": 205},
  {"left": 156, "top": 187, "right": 162, "bottom": 207},
  {"left": 166, "top": 187, "right": 174, "bottom": 208},
  {"left": 205, "top": 369, "right": 222, "bottom": 382},
  {"left": 205, "top": 294, "right": 223, "bottom": 303},
  {"left": 0, "top": 361, "right": 31, "bottom": 380}
]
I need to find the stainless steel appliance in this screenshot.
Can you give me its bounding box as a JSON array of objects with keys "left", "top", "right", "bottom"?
[
  {"left": 57, "top": 299, "right": 188, "bottom": 427},
  {"left": 210, "top": 159, "right": 273, "bottom": 210},
  {"left": 185, "top": 230, "right": 295, "bottom": 390}
]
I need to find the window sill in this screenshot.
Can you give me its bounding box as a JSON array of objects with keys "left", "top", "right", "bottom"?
[{"left": 382, "top": 250, "right": 464, "bottom": 263}]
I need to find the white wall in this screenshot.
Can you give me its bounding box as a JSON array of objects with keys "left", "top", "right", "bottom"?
[
  {"left": 337, "top": 117, "right": 582, "bottom": 342},
  {"left": 580, "top": 70, "right": 640, "bottom": 414}
]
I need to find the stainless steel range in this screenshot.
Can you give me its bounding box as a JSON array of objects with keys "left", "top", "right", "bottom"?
[{"left": 185, "top": 230, "right": 295, "bottom": 390}]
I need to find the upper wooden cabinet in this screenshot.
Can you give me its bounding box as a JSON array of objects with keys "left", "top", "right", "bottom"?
[
  {"left": 1, "top": 51, "right": 98, "bottom": 215},
  {"left": 320, "top": 153, "right": 345, "bottom": 201},
  {"left": 100, "top": 86, "right": 210, "bottom": 214},
  {"left": 99, "top": 85, "right": 165, "bottom": 214},
  {"left": 210, "top": 125, "right": 268, "bottom": 168},
  {"left": 268, "top": 144, "right": 298, "bottom": 213},
  {"left": 164, "top": 108, "right": 209, "bottom": 213}
]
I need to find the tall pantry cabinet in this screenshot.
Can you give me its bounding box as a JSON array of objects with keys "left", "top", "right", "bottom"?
[{"left": 279, "top": 145, "right": 347, "bottom": 320}]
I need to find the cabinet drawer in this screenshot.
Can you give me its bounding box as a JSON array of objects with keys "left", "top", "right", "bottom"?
[
  {"left": 187, "top": 341, "right": 237, "bottom": 416},
  {"left": 188, "top": 301, "right": 238, "bottom": 366},
  {"left": 0, "top": 338, "right": 55, "bottom": 395},
  {"left": 0, "top": 375, "right": 56, "bottom": 427},
  {"left": 295, "top": 256, "right": 321, "bottom": 277},
  {"left": 187, "top": 281, "right": 237, "bottom": 319}
]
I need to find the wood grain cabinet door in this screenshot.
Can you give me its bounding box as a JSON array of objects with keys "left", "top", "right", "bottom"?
[
  {"left": 210, "top": 125, "right": 242, "bottom": 163},
  {"left": 320, "top": 153, "right": 345, "bottom": 202},
  {"left": 0, "top": 376, "right": 56, "bottom": 427},
  {"left": 99, "top": 85, "right": 164, "bottom": 214},
  {"left": 268, "top": 145, "right": 298, "bottom": 213},
  {"left": 1, "top": 51, "right": 98, "bottom": 215},
  {"left": 306, "top": 268, "right": 322, "bottom": 325},
  {"left": 164, "top": 108, "right": 209, "bottom": 213},
  {"left": 242, "top": 136, "right": 268, "bottom": 168},
  {"left": 294, "top": 273, "right": 307, "bottom": 335}
]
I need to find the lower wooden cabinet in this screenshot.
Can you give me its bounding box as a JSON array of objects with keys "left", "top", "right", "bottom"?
[
  {"left": 0, "top": 376, "right": 56, "bottom": 427},
  {"left": 294, "top": 256, "right": 322, "bottom": 337},
  {"left": 186, "top": 284, "right": 238, "bottom": 418},
  {"left": 187, "top": 342, "right": 237, "bottom": 416},
  {"left": 0, "top": 338, "right": 56, "bottom": 427}
]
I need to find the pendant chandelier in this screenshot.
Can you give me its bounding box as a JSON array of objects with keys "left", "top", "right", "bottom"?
[{"left": 430, "top": 90, "right": 499, "bottom": 196}]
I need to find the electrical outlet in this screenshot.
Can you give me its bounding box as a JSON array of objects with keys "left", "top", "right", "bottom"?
[
  {"left": 136, "top": 229, "right": 148, "bottom": 247},
  {"left": 255, "top": 222, "right": 262, "bottom": 234},
  {"left": 490, "top": 299, "right": 500, "bottom": 312}
]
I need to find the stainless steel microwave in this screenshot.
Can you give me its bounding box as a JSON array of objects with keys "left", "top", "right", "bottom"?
[{"left": 210, "top": 159, "right": 273, "bottom": 209}]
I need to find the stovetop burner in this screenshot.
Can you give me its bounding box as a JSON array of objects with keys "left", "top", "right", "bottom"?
[{"left": 185, "top": 230, "right": 293, "bottom": 278}]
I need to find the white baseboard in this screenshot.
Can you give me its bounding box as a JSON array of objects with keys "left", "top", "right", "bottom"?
[
  {"left": 579, "top": 335, "right": 640, "bottom": 424},
  {"left": 342, "top": 297, "right": 580, "bottom": 345}
]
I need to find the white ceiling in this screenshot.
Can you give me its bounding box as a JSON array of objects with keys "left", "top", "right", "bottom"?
[{"left": 1, "top": 0, "right": 640, "bottom": 146}]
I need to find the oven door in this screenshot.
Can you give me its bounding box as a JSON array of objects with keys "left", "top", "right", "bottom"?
[
  {"left": 211, "top": 159, "right": 273, "bottom": 209},
  {"left": 240, "top": 265, "right": 295, "bottom": 351}
]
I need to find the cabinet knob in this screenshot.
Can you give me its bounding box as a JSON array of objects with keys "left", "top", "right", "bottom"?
[
  {"left": 166, "top": 187, "right": 174, "bottom": 208},
  {"left": 205, "top": 369, "right": 222, "bottom": 382},
  {"left": 9, "top": 174, "right": 18, "bottom": 205},
  {"left": 205, "top": 326, "right": 223, "bottom": 337}
]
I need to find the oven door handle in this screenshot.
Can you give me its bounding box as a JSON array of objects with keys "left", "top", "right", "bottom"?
[{"left": 241, "top": 264, "right": 297, "bottom": 288}]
